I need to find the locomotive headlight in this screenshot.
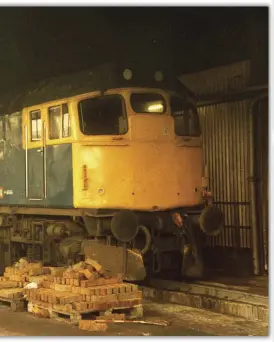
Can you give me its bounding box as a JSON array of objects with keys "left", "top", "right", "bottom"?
[
  {"left": 154, "top": 71, "right": 164, "bottom": 82},
  {"left": 123, "top": 68, "right": 133, "bottom": 80}
]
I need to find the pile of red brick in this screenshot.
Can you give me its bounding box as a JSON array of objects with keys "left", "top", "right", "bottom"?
[
  {"left": 0, "top": 258, "right": 143, "bottom": 331},
  {"left": 26, "top": 259, "right": 143, "bottom": 329},
  {"left": 25, "top": 260, "right": 142, "bottom": 312},
  {"left": 0, "top": 259, "right": 45, "bottom": 300}
]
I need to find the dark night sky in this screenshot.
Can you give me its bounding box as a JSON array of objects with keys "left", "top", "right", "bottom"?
[{"left": 0, "top": 6, "right": 269, "bottom": 93}]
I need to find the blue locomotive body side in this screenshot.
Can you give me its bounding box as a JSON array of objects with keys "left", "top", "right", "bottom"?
[{"left": 0, "top": 112, "right": 73, "bottom": 208}]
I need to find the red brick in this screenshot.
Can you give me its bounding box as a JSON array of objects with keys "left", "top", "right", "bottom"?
[
  {"left": 54, "top": 284, "right": 72, "bottom": 292},
  {"left": 32, "top": 306, "right": 50, "bottom": 318},
  {"left": 100, "top": 313, "right": 125, "bottom": 320},
  {"left": 42, "top": 267, "right": 51, "bottom": 274},
  {"left": 73, "top": 279, "right": 80, "bottom": 287},
  {"left": 82, "top": 302, "right": 88, "bottom": 311},
  {"left": 118, "top": 291, "right": 142, "bottom": 301},
  {"left": 111, "top": 287, "right": 119, "bottom": 295},
  {"left": 106, "top": 287, "right": 113, "bottom": 295},
  {"left": 45, "top": 275, "right": 54, "bottom": 282},
  {"left": 119, "top": 285, "right": 126, "bottom": 294},
  {"left": 79, "top": 320, "right": 91, "bottom": 331},
  {"left": 42, "top": 281, "right": 50, "bottom": 289},
  {"left": 86, "top": 265, "right": 94, "bottom": 273},
  {"left": 49, "top": 267, "right": 67, "bottom": 277},
  {"left": 125, "top": 284, "right": 132, "bottom": 293},
  {"left": 96, "top": 302, "right": 107, "bottom": 311},
  {"left": 83, "top": 269, "right": 95, "bottom": 280},
  {"left": 131, "top": 284, "right": 138, "bottom": 292},
  {"left": 71, "top": 286, "right": 78, "bottom": 294},
  {"left": 93, "top": 288, "right": 99, "bottom": 296},
  {"left": 85, "top": 259, "right": 104, "bottom": 275},
  {"left": 99, "top": 287, "right": 107, "bottom": 296},
  {"left": 87, "top": 302, "right": 93, "bottom": 310},
  {"left": 72, "top": 261, "right": 86, "bottom": 271},
  {"left": 52, "top": 295, "right": 57, "bottom": 304},
  {"left": 0, "top": 281, "right": 19, "bottom": 289},
  {"left": 85, "top": 272, "right": 100, "bottom": 284},
  {"left": 88, "top": 322, "right": 108, "bottom": 332},
  {"left": 73, "top": 302, "right": 82, "bottom": 311},
  {"left": 80, "top": 280, "right": 88, "bottom": 288}
]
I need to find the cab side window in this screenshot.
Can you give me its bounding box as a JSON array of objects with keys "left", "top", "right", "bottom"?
[
  {"left": 62, "top": 104, "right": 71, "bottom": 138},
  {"left": 30, "top": 110, "right": 42, "bottom": 141},
  {"left": 170, "top": 97, "right": 200, "bottom": 137},
  {"left": 49, "top": 104, "right": 71, "bottom": 140},
  {"left": 49, "top": 106, "right": 61, "bottom": 139}
]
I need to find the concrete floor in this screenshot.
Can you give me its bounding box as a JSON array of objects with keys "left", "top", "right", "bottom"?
[
  {"left": 0, "top": 300, "right": 268, "bottom": 336},
  {"left": 201, "top": 274, "right": 268, "bottom": 296}
]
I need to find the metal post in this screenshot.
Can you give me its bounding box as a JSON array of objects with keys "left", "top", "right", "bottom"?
[
  {"left": 123, "top": 243, "right": 128, "bottom": 277},
  {"left": 248, "top": 92, "right": 268, "bottom": 275}
]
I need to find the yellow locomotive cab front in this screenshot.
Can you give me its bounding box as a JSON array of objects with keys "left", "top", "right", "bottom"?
[{"left": 72, "top": 88, "right": 203, "bottom": 211}]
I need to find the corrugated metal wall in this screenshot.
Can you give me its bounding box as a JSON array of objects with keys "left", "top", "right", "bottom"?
[
  {"left": 199, "top": 100, "right": 252, "bottom": 249},
  {"left": 180, "top": 61, "right": 268, "bottom": 274}
]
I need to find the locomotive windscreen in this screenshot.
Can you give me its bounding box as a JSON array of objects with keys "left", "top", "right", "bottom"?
[{"left": 130, "top": 93, "right": 166, "bottom": 114}]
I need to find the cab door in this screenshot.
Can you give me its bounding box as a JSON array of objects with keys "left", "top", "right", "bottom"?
[{"left": 26, "top": 108, "right": 46, "bottom": 201}]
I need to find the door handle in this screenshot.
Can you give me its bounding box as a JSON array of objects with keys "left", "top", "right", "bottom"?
[{"left": 37, "top": 148, "right": 44, "bottom": 154}]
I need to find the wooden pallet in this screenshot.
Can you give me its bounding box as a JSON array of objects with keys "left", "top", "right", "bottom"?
[
  {"left": 0, "top": 295, "right": 26, "bottom": 312},
  {"left": 29, "top": 302, "right": 143, "bottom": 325}
]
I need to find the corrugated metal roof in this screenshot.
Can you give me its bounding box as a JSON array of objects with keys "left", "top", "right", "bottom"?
[{"left": 180, "top": 60, "right": 251, "bottom": 96}]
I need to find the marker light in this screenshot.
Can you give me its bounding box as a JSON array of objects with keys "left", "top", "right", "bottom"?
[
  {"left": 154, "top": 71, "right": 164, "bottom": 82},
  {"left": 123, "top": 69, "right": 133, "bottom": 80}
]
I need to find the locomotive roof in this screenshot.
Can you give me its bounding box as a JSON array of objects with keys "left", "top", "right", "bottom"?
[{"left": 0, "top": 62, "right": 195, "bottom": 114}]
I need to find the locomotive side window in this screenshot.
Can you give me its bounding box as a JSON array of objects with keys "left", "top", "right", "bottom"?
[
  {"left": 130, "top": 93, "right": 166, "bottom": 114},
  {"left": 62, "top": 103, "right": 71, "bottom": 138},
  {"left": 49, "top": 106, "right": 61, "bottom": 139},
  {"left": 30, "top": 110, "right": 42, "bottom": 141},
  {"left": 78, "top": 95, "right": 127, "bottom": 136},
  {"left": 49, "top": 104, "right": 71, "bottom": 139},
  {"left": 170, "top": 96, "right": 200, "bottom": 137}
]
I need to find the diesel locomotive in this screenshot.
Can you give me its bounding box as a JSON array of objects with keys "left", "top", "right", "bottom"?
[{"left": 0, "top": 63, "right": 223, "bottom": 280}]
